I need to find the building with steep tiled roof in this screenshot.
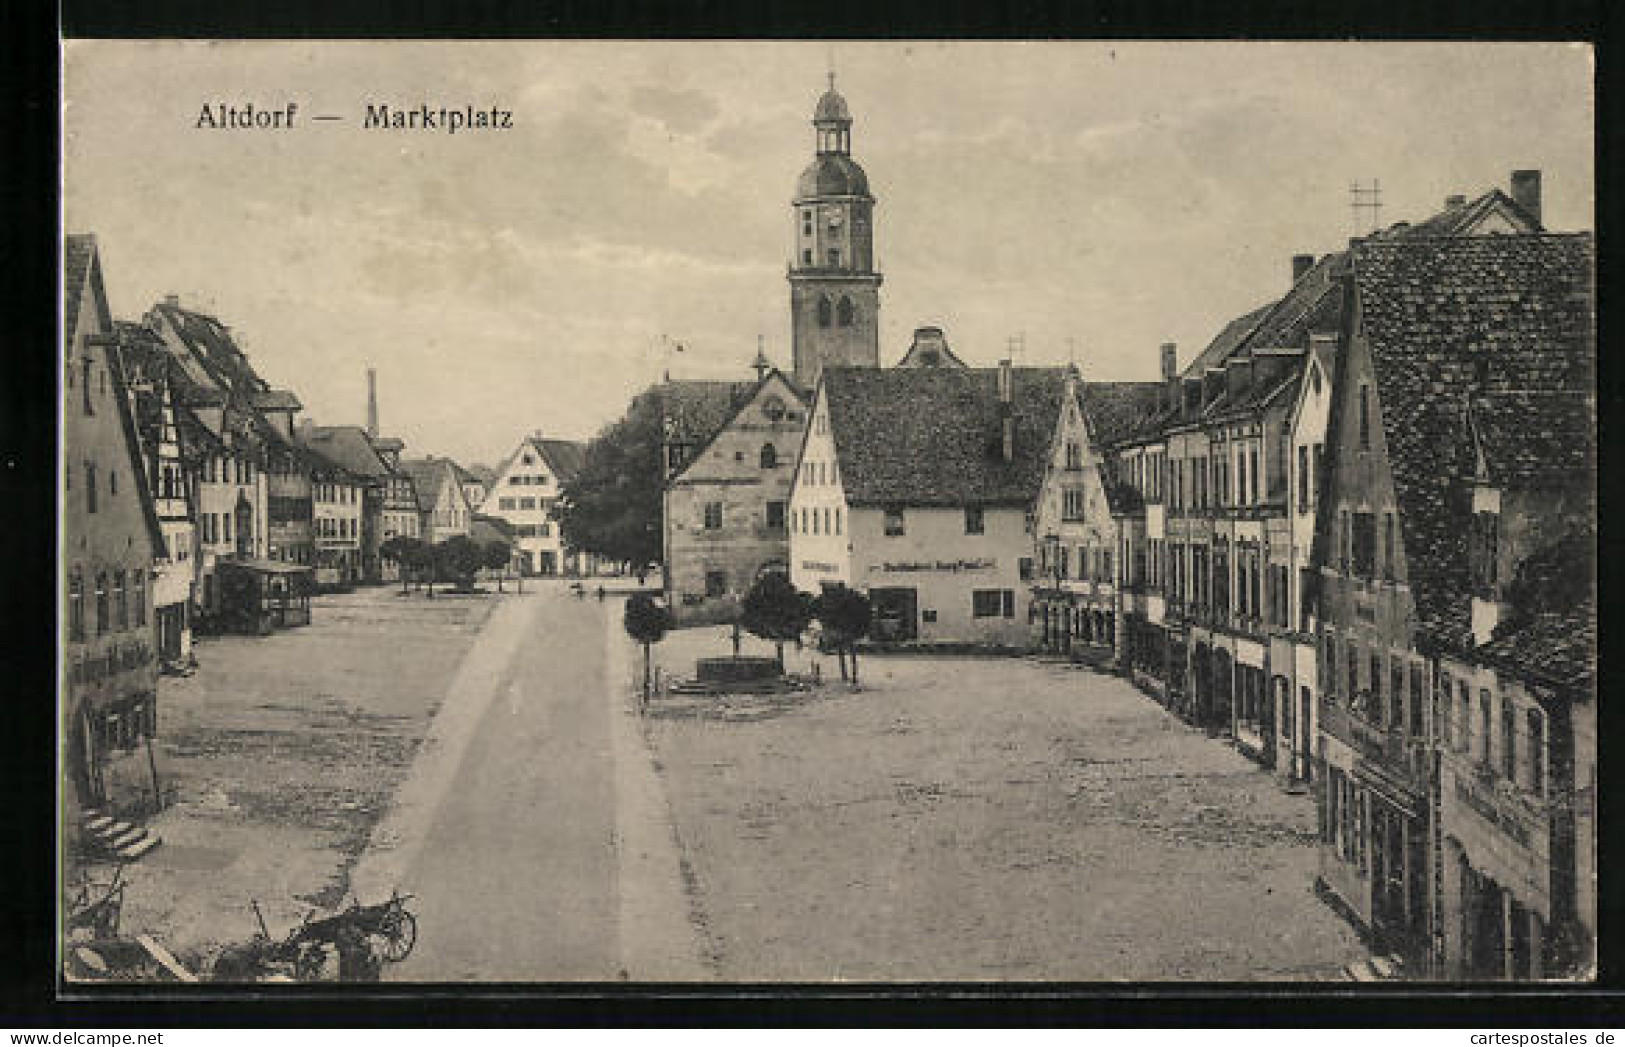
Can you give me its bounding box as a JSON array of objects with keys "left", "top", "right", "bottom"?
[
  {"left": 1315, "top": 229, "right": 1593, "bottom": 979},
  {"left": 661, "top": 370, "right": 809, "bottom": 623},
  {"left": 398, "top": 457, "right": 475, "bottom": 544},
  {"left": 790, "top": 362, "right": 1068, "bottom": 645},
  {"left": 62, "top": 235, "right": 168, "bottom": 827},
  {"left": 484, "top": 433, "right": 602, "bottom": 577},
  {"left": 1029, "top": 372, "right": 1166, "bottom": 662}
]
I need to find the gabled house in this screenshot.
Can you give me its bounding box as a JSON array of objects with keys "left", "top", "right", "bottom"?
[
  {"left": 369, "top": 435, "right": 421, "bottom": 565},
  {"left": 62, "top": 235, "right": 167, "bottom": 823},
  {"left": 110, "top": 321, "right": 198, "bottom": 671},
  {"left": 484, "top": 434, "right": 593, "bottom": 576},
  {"left": 790, "top": 362, "right": 1068, "bottom": 645},
  {"left": 662, "top": 369, "right": 808, "bottom": 624},
  {"left": 400, "top": 457, "right": 474, "bottom": 545},
  {"left": 1029, "top": 373, "right": 1163, "bottom": 664},
  {"left": 301, "top": 424, "right": 393, "bottom": 585},
  {"left": 1313, "top": 231, "right": 1593, "bottom": 977}
]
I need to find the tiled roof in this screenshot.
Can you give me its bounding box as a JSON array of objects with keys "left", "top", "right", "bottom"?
[
  {"left": 64, "top": 234, "right": 98, "bottom": 351},
  {"left": 1241, "top": 253, "right": 1349, "bottom": 354},
  {"left": 1471, "top": 389, "right": 1595, "bottom": 489},
  {"left": 822, "top": 365, "right": 1070, "bottom": 507},
  {"left": 1183, "top": 301, "right": 1275, "bottom": 379},
  {"left": 398, "top": 458, "right": 450, "bottom": 512},
  {"left": 1351, "top": 233, "right": 1595, "bottom": 645},
  {"left": 252, "top": 389, "right": 303, "bottom": 411},
  {"left": 660, "top": 379, "right": 758, "bottom": 447},
  {"left": 149, "top": 302, "right": 269, "bottom": 397},
  {"left": 1477, "top": 602, "right": 1596, "bottom": 693},
  {"left": 1079, "top": 381, "right": 1165, "bottom": 447},
  {"left": 301, "top": 425, "right": 393, "bottom": 479},
  {"left": 470, "top": 514, "right": 516, "bottom": 546},
  {"left": 1381, "top": 188, "right": 1543, "bottom": 239},
  {"left": 535, "top": 438, "right": 588, "bottom": 482}
]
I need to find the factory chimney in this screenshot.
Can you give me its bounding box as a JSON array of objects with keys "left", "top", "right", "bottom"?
[{"left": 366, "top": 368, "right": 379, "bottom": 438}]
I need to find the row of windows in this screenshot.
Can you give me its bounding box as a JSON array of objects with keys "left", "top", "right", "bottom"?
[
  {"left": 65, "top": 565, "right": 146, "bottom": 641},
  {"left": 791, "top": 504, "right": 840, "bottom": 536},
  {"left": 513, "top": 523, "right": 553, "bottom": 538},
  {"left": 1040, "top": 542, "right": 1115, "bottom": 583},
  {"left": 1335, "top": 509, "right": 1398, "bottom": 581},
  {"left": 800, "top": 459, "right": 837, "bottom": 487},
  {"left": 498, "top": 496, "right": 549, "bottom": 512},
  {"left": 1320, "top": 633, "right": 1429, "bottom": 740},
  {"left": 204, "top": 455, "right": 256, "bottom": 486},
  {"left": 315, "top": 482, "right": 358, "bottom": 505},
  {"left": 200, "top": 511, "right": 243, "bottom": 547},
  {"left": 812, "top": 295, "right": 859, "bottom": 327},
  {"left": 971, "top": 589, "right": 1017, "bottom": 619},
  {"left": 316, "top": 516, "right": 358, "bottom": 541},
  {"left": 1439, "top": 669, "right": 1546, "bottom": 795},
  {"left": 507, "top": 474, "right": 551, "bottom": 487},
  {"left": 66, "top": 459, "right": 119, "bottom": 513}
]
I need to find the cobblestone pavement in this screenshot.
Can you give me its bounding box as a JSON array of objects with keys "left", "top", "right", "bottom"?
[
  {"left": 646, "top": 629, "right": 1368, "bottom": 981},
  {"left": 92, "top": 585, "right": 498, "bottom": 973}
]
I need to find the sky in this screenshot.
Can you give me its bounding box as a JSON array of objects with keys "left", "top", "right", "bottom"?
[{"left": 63, "top": 41, "right": 1593, "bottom": 468}]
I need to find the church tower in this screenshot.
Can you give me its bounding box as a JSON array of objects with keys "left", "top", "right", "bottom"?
[{"left": 789, "top": 74, "right": 882, "bottom": 391}]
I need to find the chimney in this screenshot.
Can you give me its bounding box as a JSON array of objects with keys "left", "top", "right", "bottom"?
[
  {"left": 998, "top": 358, "right": 1014, "bottom": 462},
  {"left": 1292, "top": 254, "right": 1315, "bottom": 285},
  {"left": 1510, "top": 169, "right": 1542, "bottom": 225},
  {"left": 164, "top": 294, "right": 180, "bottom": 308},
  {"left": 366, "top": 368, "right": 379, "bottom": 438},
  {"left": 1160, "top": 342, "right": 1178, "bottom": 381},
  {"left": 1445, "top": 194, "right": 1467, "bottom": 208}
]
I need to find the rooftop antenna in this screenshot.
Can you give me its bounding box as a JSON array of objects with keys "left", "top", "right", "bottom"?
[
  {"left": 827, "top": 46, "right": 836, "bottom": 91},
  {"left": 1350, "top": 178, "right": 1384, "bottom": 236}
]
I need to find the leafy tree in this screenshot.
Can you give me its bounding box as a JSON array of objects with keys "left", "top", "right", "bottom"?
[
  {"left": 740, "top": 571, "right": 815, "bottom": 672},
  {"left": 481, "top": 540, "right": 513, "bottom": 592},
  {"left": 557, "top": 387, "right": 665, "bottom": 571},
  {"left": 437, "top": 535, "right": 485, "bottom": 592},
  {"left": 623, "top": 593, "right": 673, "bottom": 705},
  {"left": 815, "top": 584, "right": 873, "bottom": 686}
]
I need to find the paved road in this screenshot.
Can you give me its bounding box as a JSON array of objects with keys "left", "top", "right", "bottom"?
[{"left": 358, "top": 587, "right": 701, "bottom": 981}]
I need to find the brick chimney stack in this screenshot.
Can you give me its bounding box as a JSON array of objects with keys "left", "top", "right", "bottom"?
[
  {"left": 1510, "top": 169, "right": 1542, "bottom": 225},
  {"left": 1160, "top": 342, "right": 1178, "bottom": 381},
  {"left": 1445, "top": 194, "right": 1467, "bottom": 208},
  {"left": 366, "top": 367, "right": 379, "bottom": 438},
  {"left": 164, "top": 294, "right": 180, "bottom": 308},
  {"left": 1292, "top": 254, "right": 1316, "bottom": 285}
]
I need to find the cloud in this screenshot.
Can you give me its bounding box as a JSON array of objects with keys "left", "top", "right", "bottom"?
[{"left": 628, "top": 83, "right": 720, "bottom": 136}]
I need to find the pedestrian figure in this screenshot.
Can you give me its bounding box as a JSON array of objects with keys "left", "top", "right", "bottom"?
[{"left": 596, "top": 585, "right": 605, "bottom": 602}]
